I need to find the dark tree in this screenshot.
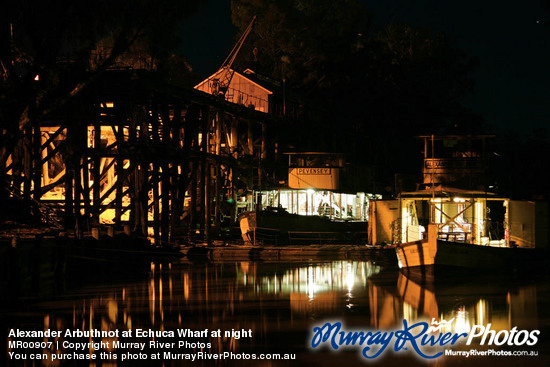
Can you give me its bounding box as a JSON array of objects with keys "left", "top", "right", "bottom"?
[
  {"left": 231, "top": 0, "right": 370, "bottom": 88},
  {"left": 231, "top": 0, "right": 479, "bottom": 193},
  {"left": 0, "top": 0, "right": 198, "bottom": 195}
]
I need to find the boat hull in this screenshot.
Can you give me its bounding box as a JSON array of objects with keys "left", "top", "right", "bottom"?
[
  {"left": 395, "top": 240, "right": 437, "bottom": 268},
  {"left": 434, "top": 241, "right": 542, "bottom": 269},
  {"left": 239, "top": 210, "right": 367, "bottom": 245},
  {"left": 396, "top": 232, "right": 545, "bottom": 271}
]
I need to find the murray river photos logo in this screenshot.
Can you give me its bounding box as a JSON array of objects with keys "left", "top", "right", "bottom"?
[{"left": 310, "top": 318, "right": 540, "bottom": 360}]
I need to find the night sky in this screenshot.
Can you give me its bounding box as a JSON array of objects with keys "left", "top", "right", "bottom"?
[
  {"left": 180, "top": 0, "right": 550, "bottom": 135},
  {"left": 369, "top": 0, "right": 550, "bottom": 135},
  {"left": 179, "top": 1, "right": 235, "bottom": 78}
]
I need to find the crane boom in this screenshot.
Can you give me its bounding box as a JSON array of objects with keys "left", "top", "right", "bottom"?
[{"left": 211, "top": 15, "right": 256, "bottom": 97}]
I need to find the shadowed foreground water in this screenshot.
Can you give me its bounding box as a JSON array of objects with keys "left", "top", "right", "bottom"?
[{"left": 1, "top": 249, "right": 549, "bottom": 366}]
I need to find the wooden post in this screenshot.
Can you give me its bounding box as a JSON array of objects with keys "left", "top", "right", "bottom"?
[
  {"left": 230, "top": 167, "right": 237, "bottom": 223},
  {"left": 11, "top": 142, "right": 22, "bottom": 196},
  {"left": 170, "top": 163, "right": 180, "bottom": 241},
  {"left": 247, "top": 121, "right": 253, "bottom": 155},
  {"left": 170, "top": 105, "right": 183, "bottom": 237},
  {"left": 200, "top": 107, "right": 210, "bottom": 242},
  {"left": 64, "top": 125, "right": 75, "bottom": 228},
  {"left": 92, "top": 122, "right": 101, "bottom": 224},
  {"left": 81, "top": 156, "right": 91, "bottom": 226},
  {"left": 214, "top": 164, "right": 221, "bottom": 232},
  {"left": 128, "top": 121, "right": 137, "bottom": 231},
  {"left": 31, "top": 124, "right": 42, "bottom": 222},
  {"left": 230, "top": 118, "right": 238, "bottom": 158},
  {"left": 199, "top": 163, "right": 206, "bottom": 239},
  {"left": 136, "top": 163, "right": 148, "bottom": 238},
  {"left": 204, "top": 161, "right": 211, "bottom": 243},
  {"left": 186, "top": 104, "right": 201, "bottom": 238},
  {"left": 261, "top": 122, "right": 266, "bottom": 160},
  {"left": 153, "top": 163, "right": 160, "bottom": 244},
  {"left": 74, "top": 155, "right": 82, "bottom": 232},
  {"left": 40, "top": 131, "right": 49, "bottom": 187},
  {"left": 189, "top": 160, "right": 197, "bottom": 236},
  {"left": 215, "top": 111, "right": 222, "bottom": 155},
  {"left": 161, "top": 163, "right": 170, "bottom": 244},
  {"left": 65, "top": 164, "right": 74, "bottom": 229},
  {"left": 132, "top": 164, "right": 139, "bottom": 234},
  {"left": 114, "top": 127, "right": 124, "bottom": 228},
  {"left": 213, "top": 112, "right": 222, "bottom": 235},
  {"left": 23, "top": 130, "right": 32, "bottom": 201}
]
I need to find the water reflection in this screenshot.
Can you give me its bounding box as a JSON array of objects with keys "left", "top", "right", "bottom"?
[
  {"left": 236, "top": 261, "right": 381, "bottom": 316},
  {"left": 2, "top": 258, "right": 548, "bottom": 366},
  {"left": 392, "top": 271, "right": 540, "bottom": 335}
]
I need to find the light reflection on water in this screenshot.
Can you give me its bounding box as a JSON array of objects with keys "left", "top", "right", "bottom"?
[{"left": 2, "top": 258, "right": 549, "bottom": 366}]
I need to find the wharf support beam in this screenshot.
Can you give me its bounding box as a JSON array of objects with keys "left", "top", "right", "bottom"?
[{"left": 1, "top": 73, "right": 279, "bottom": 245}]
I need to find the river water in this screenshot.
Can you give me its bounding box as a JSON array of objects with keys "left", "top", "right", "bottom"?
[{"left": 1, "top": 247, "right": 549, "bottom": 366}]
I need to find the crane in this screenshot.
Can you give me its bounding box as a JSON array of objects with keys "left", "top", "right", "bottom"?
[{"left": 210, "top": 15, "right": 256, "bottom": 98}]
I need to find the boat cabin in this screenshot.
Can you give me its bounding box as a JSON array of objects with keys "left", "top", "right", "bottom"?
[
  {"left": 368, "top": 135, "right": 547, "bottom": 248},
  {"left": 398, "top": 187, "right": 508, "bottom": 245},
  {"left": 287, "top": 152, "right": 343, "bottom": 190},
  {"left": 368, "top": 187, "right": 547, "bottom": 249},
  {"left": 240, "top": 152, "right": 377, "bottom": 222}
]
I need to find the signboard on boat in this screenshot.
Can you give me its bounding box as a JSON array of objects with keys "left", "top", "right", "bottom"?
[
  {"left": 296, "top": 168, "right": 331, "bottom": 175},
  {"left": 288, "top": 167, "right": 339, "bottom": 190}
]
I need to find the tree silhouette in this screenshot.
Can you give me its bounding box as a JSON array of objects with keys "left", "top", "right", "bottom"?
[
  {"left": 0, "top": 0, "right": 199, "bottom": 195},
  {"left": 231, "top": 0, "right": 479, "bottom": 192}
]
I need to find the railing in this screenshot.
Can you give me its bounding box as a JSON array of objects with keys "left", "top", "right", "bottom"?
[
  {"left": 246, "top": 227, "right": 281, "bottom": 246},
  {"left": 437, "top": 223, "right": 475, "bottom": 243},
  {"left": 245, "top": 227, "right": 368, "bottom": 246},
  {"left": 391, "top": 218, "right": 402, "bottom": 244}
]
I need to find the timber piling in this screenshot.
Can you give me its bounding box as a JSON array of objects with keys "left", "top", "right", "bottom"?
[{"left": 1, "top": 71, "right": 279, "bottom": 246}]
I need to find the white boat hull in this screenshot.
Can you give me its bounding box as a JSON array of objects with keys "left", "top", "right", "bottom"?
[{"left": 395, "top": 225, "right": 543, "bottom": 270}]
